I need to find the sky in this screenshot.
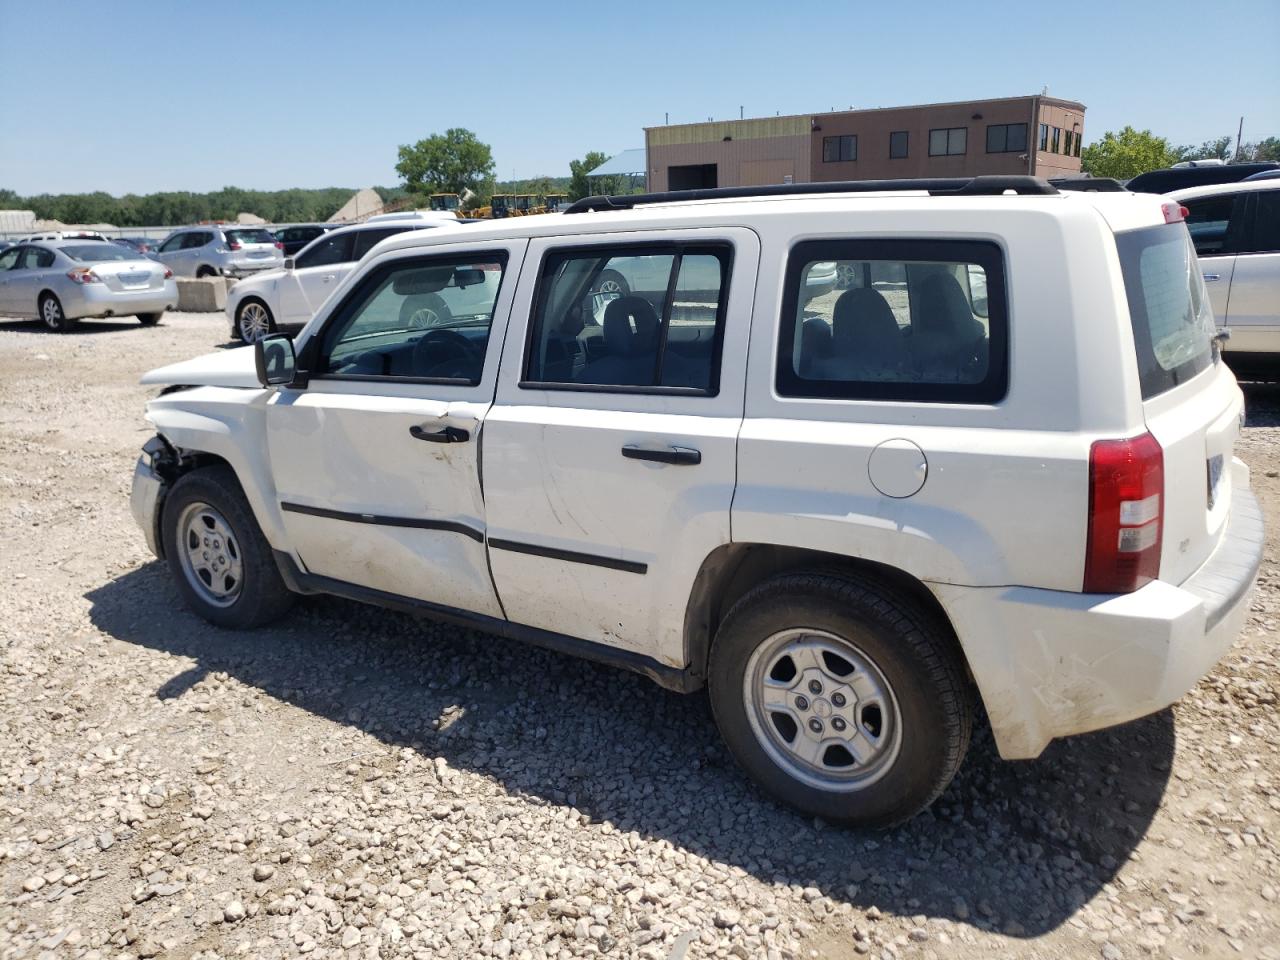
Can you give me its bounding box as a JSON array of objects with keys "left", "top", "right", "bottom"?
[{"left": 1, "top": 0, "right": 1277, "bottom": 197}]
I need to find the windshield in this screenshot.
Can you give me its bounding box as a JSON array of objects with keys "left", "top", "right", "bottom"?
[
  {"left": 63, "top": 244, "right": 141, "bottom": 262},
  {"left": 1115, "top": 224, "right": 1216, "bottom": 399},
  {"left": 225, "top": 228, "right": 276, "bottom": 245}
]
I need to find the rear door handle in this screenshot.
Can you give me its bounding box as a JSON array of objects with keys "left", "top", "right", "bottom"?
[
  {"left": 1203, "top": 274, "right": 1221, "bottom": 282},
  {"left": 622, "top": 444, "right": 701, "bottom": 465},
  {"left": 410, "top": 424, "right": 470, "bottom": 443},
  {"left": 322, "top": 274, "right": 336, "bottom": 283}
]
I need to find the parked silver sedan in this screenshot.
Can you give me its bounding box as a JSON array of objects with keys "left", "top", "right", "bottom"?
[{"left": 0, "top": 240, "right": 177, "bottom": 332}]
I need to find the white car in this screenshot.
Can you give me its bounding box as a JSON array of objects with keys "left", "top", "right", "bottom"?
[
  {"left": 1170, "top": 178, "right": 1280, "bottom": 356},
  {"left": 130, "top": 177, "right": 1261, "bottom": 827},
  {"left": 154, "top": 226, "right": 283, "bottom": 280},
  {"left": 225, "top": 217, "right": 458, "bottom": 342}
]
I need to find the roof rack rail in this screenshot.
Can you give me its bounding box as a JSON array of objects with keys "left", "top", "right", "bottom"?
[
  {"left": 1047, "top": 176, "right": 1127, "bottom": 193},
  {"left": 564, "top": 175, "right": 1058, "bottom": 214}
]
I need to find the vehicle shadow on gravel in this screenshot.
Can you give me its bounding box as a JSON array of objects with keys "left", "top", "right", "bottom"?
[
  {"left": 1240, "top": 378, "right": 1280, "bottom": 427},
  {"left": 0, "top": 318, "right": 148, "bottom": 335},
  {"left": 87, "top": 563, "right": 1174, "bottom": 939}
]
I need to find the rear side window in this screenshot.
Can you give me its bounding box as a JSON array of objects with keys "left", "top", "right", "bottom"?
[
  {"left": 523, "top": 244, "right": 729, "bottom": 394},
  {"left": 777, "top": 239, "right": 1007, "bottom": 403},
  {"left": 1182, "top": 194, "right": 1246, "bottom": 255},
  {"left": 63, "top": 244, "right": 134, "bottom": 262},
  {"left": 352, "top": 226, "right": 410, "bottom": 259},
  {"left": 296, "top": 232, "right": 355, "bottom": 268},
  {"left": 1115, "top": 225, "right": 1216, "bottom": 399}
]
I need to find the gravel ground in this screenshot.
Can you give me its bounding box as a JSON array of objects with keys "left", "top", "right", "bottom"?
[{"left": 1, "top": 311, "right": 1278, "bottom": 960}]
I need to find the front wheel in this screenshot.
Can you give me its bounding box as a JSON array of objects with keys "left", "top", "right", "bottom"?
[
  {"left": 708, "top": 571, "right": 971, "bottom": 827},
  {"left": 39, "top": 293, "right": 75, "bottom": 332},
  {"left": 594, "top": 269, "right": 630, "bottom": 297},
  {"left": 161, "top": 466, "right": 294, "bottom": 629}
]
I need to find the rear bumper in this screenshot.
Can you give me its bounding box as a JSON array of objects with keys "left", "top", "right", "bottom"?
[
  {"left": 937, "top": 465, "right": 1263, "bottom": 759},
  {"left": 63, "top": 280, "right": 177, "bottom": 319}
]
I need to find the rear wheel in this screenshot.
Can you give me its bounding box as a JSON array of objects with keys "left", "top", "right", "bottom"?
[
  {"left": 39, "top": 293, "right": 74, "bottom": 332},
  {"left": 161, "top": 466, "right": 294, "bottom": 629},
  {"left": 235, "top": 299, "right": 274, "bottom": 343},
  {"left": 137, "top": 312, "right": 163, "bottom": 326},
  {"left": 708, "top": 571, "right": 971, "bottom": 827}
]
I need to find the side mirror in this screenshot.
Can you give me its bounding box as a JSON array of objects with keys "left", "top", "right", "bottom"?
[
  {"left": 283, "top": 257, "right": 295, "bottom": 271},
  {"left": 254, "top": 333, "right": 297, "bottom": 387}
]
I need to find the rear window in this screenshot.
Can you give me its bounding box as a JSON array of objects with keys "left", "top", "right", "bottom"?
[
  {"left": 1116, "top": 224, "right": 1216, "bottom": 399},
  {"left": 225, "top": 228, "right": 276, "bottom": 245},
  {"left": 63, "top": 244, "right": 137, "bottom": 262}
]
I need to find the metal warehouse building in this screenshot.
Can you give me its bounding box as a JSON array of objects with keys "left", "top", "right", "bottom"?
[{"left": 644, "top": 95, "right": 1085, "bottom": 191}]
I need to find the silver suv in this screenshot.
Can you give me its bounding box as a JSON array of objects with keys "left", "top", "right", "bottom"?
[{"left": 154, "top": 226, "right": 283, "bottom": 279}]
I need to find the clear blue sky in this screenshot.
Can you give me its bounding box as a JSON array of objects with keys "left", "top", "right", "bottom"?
[{"left": 1, "top": 0, "right": 1277, "bottom": 196}]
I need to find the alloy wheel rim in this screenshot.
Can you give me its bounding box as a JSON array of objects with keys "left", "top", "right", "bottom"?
[
  {"left": 240, "top": 303, "right": 269, "bottom": 342},
  {"left": 176, "top": 501, "right": 244, "bottom": 607},
  {"left": 597, "top": 278, "right": 622, "bottom": 294},
  {"left": 837, "top": 264, "right": 858, "bottom": 289},
  {"left": 42, "top": 298, "right": 61, "bottom": 328},
  {"left": 743, "top": 628, "right": 902, "bottom": 792}
]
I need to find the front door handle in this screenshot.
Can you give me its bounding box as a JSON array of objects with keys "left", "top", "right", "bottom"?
[
  {"left": 622, "top": 444, "right": 701, "bottom": 465},
  {"left": 1203, "top": 274, "right": 1221, "bottom": 282},
  {"left": 322, "top": 274, "right": 335, "bottom": 283},
  {"left": 410, "top": 424, "right": 470, "bottom": 443}
]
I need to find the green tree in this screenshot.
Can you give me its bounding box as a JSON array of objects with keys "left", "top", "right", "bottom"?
[
  {"left": 395, "top": 128, "right": 495, "bottom": 200},
  {"left": 569, "top": 151, "right": 628, "bottom": 200},
  {"left": 1081, "top": 127, "right": 1180, "bottom": 180},
  {"left": 1240, "top": 136, "right": 1280, "bottom": 161},
  {"left": 1176, "top": 136, "right": 1234, "bottom": 162}
]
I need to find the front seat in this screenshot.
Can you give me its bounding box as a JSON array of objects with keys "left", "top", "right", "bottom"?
[{"left": 579, "top": 296, "right": 661, "bottom": 385}]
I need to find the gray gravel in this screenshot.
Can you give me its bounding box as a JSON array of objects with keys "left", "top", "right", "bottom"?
[{"left": 1, "top": 311, "right": 1278, "bottom": 960}]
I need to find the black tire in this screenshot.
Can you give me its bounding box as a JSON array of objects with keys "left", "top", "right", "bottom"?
[
  {"left": 196, "top": 265, "right": 218, "bottom": 279},
  {"left": 235, "top": 298, "right": 275, "bottom": 343},
  {"left": 595, "top": 268, "right": 630, "bottom": 297},
  {"left": 161, "top": 465, "right": 295, "bottom": 629},
  {"left": 137, "top": 312, "right": 163, "bottom": 326},
  {"left": 38, "top": 292, "right": 75, "bottom": 332},
  {"left": 708, "top": 570, "right": 971, "bottom": 828}
]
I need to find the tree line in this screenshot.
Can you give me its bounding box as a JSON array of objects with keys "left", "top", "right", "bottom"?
[{"left": 0, "top": 186, "right": 400, "bottom": 227}]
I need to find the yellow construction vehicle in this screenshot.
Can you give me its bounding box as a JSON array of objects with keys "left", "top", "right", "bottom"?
[
  {"left": 543, "top": 193, "right": 568, "bottom": 213},
  {"left": 428, "top": 193, "right": 461, "bottom": 213},
  {"left": 490, "top": 194, "right": 514, "bottom": 218}
]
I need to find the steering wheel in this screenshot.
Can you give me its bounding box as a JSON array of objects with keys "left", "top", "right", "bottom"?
[{"left": 412, "top": 329, "right": 483, "bottom": 378}]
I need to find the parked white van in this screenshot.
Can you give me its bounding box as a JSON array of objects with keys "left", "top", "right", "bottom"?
[{"left": 130, "top": 177, "right": 1262, "bottom": 826}]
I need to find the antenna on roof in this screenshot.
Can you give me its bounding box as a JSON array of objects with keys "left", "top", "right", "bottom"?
[
  {"left": 1041, "top": 84, "right": 1048, "bottom": 95},
  {"left": 740, "top": 105, "right": 743, "bottom": 119}
]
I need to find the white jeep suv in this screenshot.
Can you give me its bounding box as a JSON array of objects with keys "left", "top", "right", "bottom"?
[{"left": 130, "top": 177, "right": 1263, "bottom": 826}]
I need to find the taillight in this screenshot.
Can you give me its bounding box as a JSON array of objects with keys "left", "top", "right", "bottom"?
[
  {"left": 1084, "top": 432, "right": 1164, "bottom": 594},
  {"left": 274, "top": 241, "right": 284, "bottom": 250},
  {"left": 228, "top": 241, "right": 242, "bottom": 251},
  {"left": 163, "top": 268, "right": 173, "bottom": 279},
  {"left": 66, "top": 268, "right": 102, "bottom": 285},
  {"left": 1161, "top": 202, "right": 1188, "bottom": 224}
]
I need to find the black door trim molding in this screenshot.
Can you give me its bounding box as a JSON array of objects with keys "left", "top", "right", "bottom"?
[
  {"left": 487, "top": 537, "right": 648, "bottom": 574},
  {"left": 281, "top": 501, "right": 485, "bottom": 543},
  {"left": 270, "top": 551, "right": 694, "bottom": 692}
]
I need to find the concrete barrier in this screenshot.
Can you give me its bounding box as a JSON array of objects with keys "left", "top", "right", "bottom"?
[{"left": 176, "top": 278, "right": 227, "bottom": 313}]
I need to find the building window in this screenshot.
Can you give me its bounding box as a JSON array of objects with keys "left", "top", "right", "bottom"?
[
  {"left": 1039, "top": 123, "right": 1049, "bottom": 151},
  {"left": 1051, "top": 127, "right": 1061, "bottom": 153},
  {"left": 985, "top": 123, "right": 1028, "bottom": 153},
  {"left": 928, "top": 127, "right": 967, "bottom": 157},
  {"left": 1074, "top": 133, "right": 1082, "bottom": 157},
  {"left": 823, "top": 135, "right": 857, "bottom": 163},
  {"left": 889, "top": 131, "right": 909, "bottom": 159}
]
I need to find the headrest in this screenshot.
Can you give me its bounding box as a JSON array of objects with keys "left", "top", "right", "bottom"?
[
  {"left": 915, "top": 273, "right": 975, "bottom": 338},
  {"left": 602, "top": 296, "right": 660, "bottom": 356},
  {"left": 832, "top": 288, "right": 900, "bottom": 343}
]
